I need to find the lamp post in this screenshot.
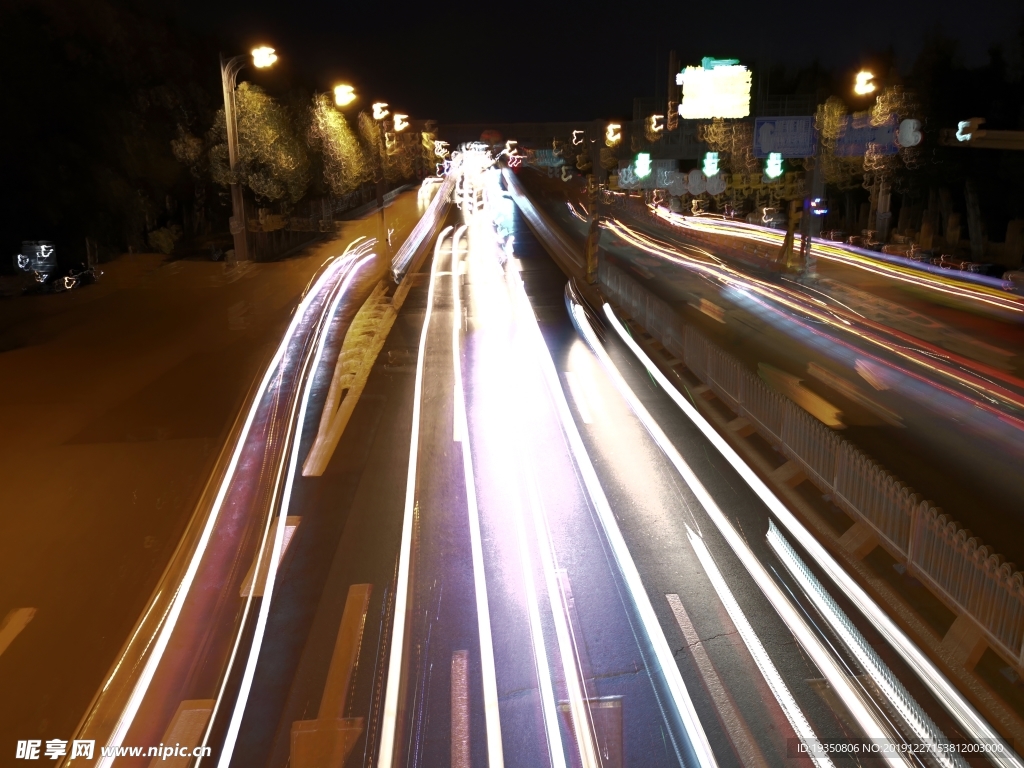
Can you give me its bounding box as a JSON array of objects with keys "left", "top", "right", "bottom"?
[
  {"left": 372, "top": 103, "right": 392, "bottom": 253},
  {"left": 220, "top": 46, "right": 277, "bottom": 262}
]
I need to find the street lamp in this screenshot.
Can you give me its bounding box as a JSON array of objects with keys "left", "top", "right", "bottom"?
[
  {"left": 334, "top": 84, "right": 356, "bottom": 107},
  {"left": 372, "top": 103, "right": 392, "bottom": 253},
  {"left": 853, "top": 70, "right": 876, "bottom": 96},
  {"left": 220, "top": 46, "right": 277, "bottom": 261}
]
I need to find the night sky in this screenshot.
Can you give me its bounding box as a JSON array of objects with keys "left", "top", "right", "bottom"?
[{"left": 165, "top": 0, "right": 1022, "bottom": 123}]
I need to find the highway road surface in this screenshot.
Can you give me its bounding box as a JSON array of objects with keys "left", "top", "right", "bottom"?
[{"left": 18, "top": 153, "right": 1023, "bottom": 768}]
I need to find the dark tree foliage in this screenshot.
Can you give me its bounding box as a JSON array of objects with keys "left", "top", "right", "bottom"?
[{"left": 0, "top": 0, "right": 219, "bottom": 268}]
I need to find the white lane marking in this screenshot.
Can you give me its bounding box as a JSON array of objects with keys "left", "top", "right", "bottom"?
[
  {"left": 506, "top": 268, "right": 719, "bottom": 768},
  {"left": 239, "top": 517, "right": 301, "bottom": 597},
  {"left": 0, "top": 608, "right": 36, "bottom": 658},
  {"left": 214, "top": 253, "right": 375, "bottom": 768},
  {"left": 563, "top": 371, "right": 594, "bottom": 424},
  {"left": 666, "top": 595, "right": 771, "bottom": 768},
  {"left": 375, "top": 226, "right": 453, "bottom": 768},
  {"left": 574, "top": 302, "right": 909, "bottom": 764},
  {"left": 451, "top": 651, "right": 471, "bottom": 768},
  {"left": 684, "top": 531, "right": 834, "bottom": 768},
  {"left": 97, "top": 245, "right": 363, "bottom": 764},
  {"left": 600, "top": 303, "right": 1023, "bottom": 768},
  {"left": 452, "top": 222, "right": 505, "bottom": 768}
]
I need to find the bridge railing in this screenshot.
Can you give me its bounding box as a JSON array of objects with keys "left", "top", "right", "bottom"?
[{"left": 598, "top": 255, "right": 1024, "bottom": 669}]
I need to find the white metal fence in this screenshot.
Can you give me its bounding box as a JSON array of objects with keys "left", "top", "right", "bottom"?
[{"left": 599, "top": 255, "right": 1024, "bottom": 668}]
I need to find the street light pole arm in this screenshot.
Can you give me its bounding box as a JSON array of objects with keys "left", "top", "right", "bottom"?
[{"left": 220, "top": 52, "right": 250, "bottom": 261}]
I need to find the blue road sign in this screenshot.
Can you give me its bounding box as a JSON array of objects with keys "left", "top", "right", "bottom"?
[
  {"left": 754, "top": 116, "right": 816, "bottom": 158},
  {"left": 835, "top": 115, "right": 898, "bottom": 156}
]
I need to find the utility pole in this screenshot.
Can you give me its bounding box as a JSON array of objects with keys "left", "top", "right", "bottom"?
[{"left": 219, "top": 47, "right": 277, "bottom": 262}]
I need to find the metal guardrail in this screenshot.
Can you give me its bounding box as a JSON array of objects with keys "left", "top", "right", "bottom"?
[
  {"left": 599, "top": 255, "right": 1024, "bottom": 670},
  {"left": 768, "top": 521, "right": 969, "bottom": 768}
]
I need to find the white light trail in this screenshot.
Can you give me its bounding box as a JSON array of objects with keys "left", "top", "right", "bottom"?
[
  {"left": 570, "top": 300, "right": 904, "bottom": 761},
  {"left": 767, "top": 523, "right": 968, "bottom": 768},
  {"left": 451, "top": 222, "right": 506, "bottom": 768},
  {"left": 376, "top": 226, "right": 453, "bottom": 768},
  {"left": 686, "top": 529, "right": 835, "bottom": 768},
  {"left": 212, "top": 252, "right": 375, "bottom": 768},
  {"left": 95, "top": 249, "right": 362, "bottom": 766},
  {"left": 506, "top": 268, "right": 719, "bottom": 768},
  {"left": 598, "top": 302, "right": 1024, "bottom": 768}
]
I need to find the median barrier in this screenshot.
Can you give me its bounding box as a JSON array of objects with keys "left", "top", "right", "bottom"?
[{"left": 598, "top": 254, "right": 1024, "bottom": 673}]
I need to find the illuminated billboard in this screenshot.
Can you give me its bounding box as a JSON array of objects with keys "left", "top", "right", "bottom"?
[{"left": 678, "top": 59, "right": 751, "bottom": 119}]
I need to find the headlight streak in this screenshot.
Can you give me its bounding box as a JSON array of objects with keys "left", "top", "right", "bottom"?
[
  {"left": 459, "top": 206, "right": 571, "bottom": 768},
  {"left": 391, "top": 157, "right": 458, "bottom": 279},
  {"left": 95, "top": 246, "right": 365, "bottom": 766},
  {"left": 721, "top": 280, "right": 1024, "bottom": 434},
  {"left": 766, "top": 523, "right": 969, "bottom": 768},
  {"left": 375, "top": 225, "right": 453, "bottom": 768},
  {"left": 210, "top": 251, "right": 375, "bottom": 768},
  {"left": 198, "top": 243, "right": 373, "bottom": 746},
  {"left": 450, "top": 222, "right": 506, "bottom": 768},
  {"left": 505, "top": 261, "right": 720, "bottom": 768},
  {"left": 569, "top": 299, "right": 908, "bottom": 765},
  {"left": 599, "top": 302, "right": 1024, "bottom": 768},
  {"left": 652, "top": 206, "right": 1023, "bottom": 315},
  {"left": 684, "top": 529, "right": 836, "bottom": 768},
  {"left": 604, "top": 218, "right": 1024, "bottom": 422}
]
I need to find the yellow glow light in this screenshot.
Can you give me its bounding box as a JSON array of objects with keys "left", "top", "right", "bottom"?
[
  {"left": 333, "top": 84, "right": 356, "bottom": 106},
  {"left": 649, "top": 115, "right": 664, "bottom": 133},
  {"left": 605, "top": 123, "right": 621, "bottom": 147},
  {"left": 394, "top": 113, "right": 409, "bottom": 132},
  {"left": 251, "top": 46, "right": 277, "bottom": 68},
  {"left": 373, "top": 102, "right": 390, "bottom": 120},
  {"left": 854, "top": 71, "right": 876, "bottom": 96}
]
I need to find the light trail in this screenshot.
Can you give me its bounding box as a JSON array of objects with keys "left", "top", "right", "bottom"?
[
  {"left": 651, "top": 206, "right": 1024, "bottom": 315},
  {"left": 94, "top": 248, "right": 365, "bottom": 766},
  {"left": 451, "top": 223, "right": 505, "bottom": 768},
  {"left": 196, "top": 242, "right": 373, "bottom": 761},
  {"left": 603, "top": 218, "right": 1024, "bottom": 424},
  {"left": 568, "top": 299, "right": 907, "bottom": 764},
  {"left": 685, "top": 529, "right": 835, "bottom": 768},
  {"left": 597, "top": 300, "right": 1024, "bottom": 768},
  {"left": 506, "top": 252, "right": 720, "bottom": 768},
  {"left": 375, "top": 225, "right": 453, "bottom": 768},
  {"left": 212, "top": 251, "right": 375, "bottom": 768},
  {"left": 767, "top": 522, "right": 968, "bottom": 768}
]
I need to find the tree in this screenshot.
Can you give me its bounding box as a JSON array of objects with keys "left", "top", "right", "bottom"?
[
  {"left": 308, "top": 94, "right": 372, "bottom": 196},
  {"left": 209, "top": 82, "right": 310, "bottom": 207}
]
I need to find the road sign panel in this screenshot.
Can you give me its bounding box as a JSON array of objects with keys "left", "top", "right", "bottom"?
[
  {"left": 835, "top": 115, "right": 898, "bottom": 156},
  {"left": 754, "top": 117, "right": 816, "bottom": 158}
]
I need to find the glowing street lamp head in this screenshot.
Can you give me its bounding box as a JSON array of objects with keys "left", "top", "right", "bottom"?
[
  {"left": 252, "top": 46, "right": 277, "bottom": 68},
  {"left": 334, "top": 84, "right": 356, "bottom": 106},
  {"left": 373, "top": 102, "right": 390, "bottom": 120},
  {"left": 606, "top": 123, "right": 622, "bottom": 147},
  {"left": 393, "top": 113, "right": 409, "bottom": 132},
  {"left": 853, "top": 70, "right": 876, "bottom": 96}
]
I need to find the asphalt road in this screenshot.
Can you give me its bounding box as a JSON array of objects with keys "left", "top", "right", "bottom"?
[
  {"left": 505, "top": 170, "right": 1007, "bottom": 767},
  {"left": 517, "top": 169, "right": 1024, "bottom": 569},
  {"left": 0, "top": 190, "right": 427, "bottom": 762}
]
